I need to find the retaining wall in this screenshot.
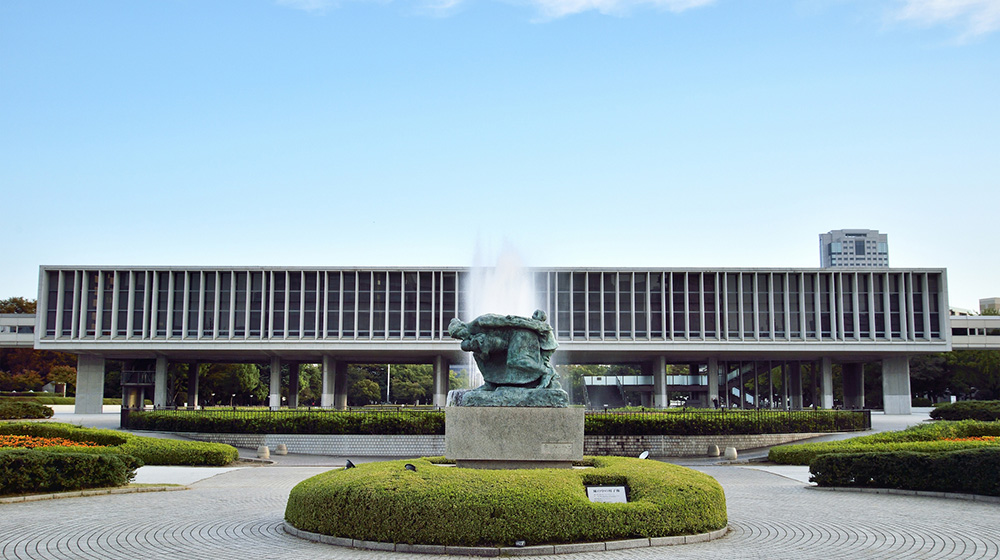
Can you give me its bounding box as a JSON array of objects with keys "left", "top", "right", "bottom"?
[{"left": 181, "top": 432, "right": 824, "bottom": 457}]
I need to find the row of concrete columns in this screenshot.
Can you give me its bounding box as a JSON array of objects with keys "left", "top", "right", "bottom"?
[
  {"left": 77, "top": 353, "right": 912, "bottom": 415},
  {"left": 75, "top": 355, "right": 453, "bottom": 414},
  {"left": 648, "top": 355, "right": 912, "bottom": 415}
]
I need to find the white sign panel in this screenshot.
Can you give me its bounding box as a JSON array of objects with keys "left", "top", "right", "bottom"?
[{"left": 586, "top": 486, "right": 628, "bottom": 503}]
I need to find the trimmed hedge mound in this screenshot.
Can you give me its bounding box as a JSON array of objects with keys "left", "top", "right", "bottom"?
[
  {"left": 0, "top": 422, "right": 238, "bottom": 466},
  {"left": 930, "top": 400, "right": 1000, "bottom": 421},
  {"left": 0, "top": 449, "right": 141, "bottom": 496},
  {"left": 768, "top": 420, "right": 1000, "bottom": 465},
  {"left": 285, "top": 456, "right": 727, "bottom": 547},
  {"left": 810, "top": 447, "right": 1000, "bottom": 496},
  {"left": 0, "top": 401, "right": 54, "bottom": 420}
]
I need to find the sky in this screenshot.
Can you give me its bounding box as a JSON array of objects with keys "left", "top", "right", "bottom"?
[{"left": 1, "top": 0, "right": 997, "bottom": 311}]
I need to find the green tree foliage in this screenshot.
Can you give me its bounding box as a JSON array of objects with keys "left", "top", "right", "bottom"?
[
  {"left": 198, "top": 363, "right": 265, "bottom": 406},
  {"left": 389, "top": 364, "right": 433, "bottom": 404},
  {"left": 349, "top": 379, "right": 382, "bottom": 405},
  {"left": 0, "top": 369, "right": 44, "bottom": 391},
  {"left": 296, "top": 363, "right": 323, "bottom": 406},
  {"left": 48, "top": 365, "right": 77, "bottom": 396},
  {"left": 909, "top": 354, "right": 950, "bottom": 402},
  {"left": 946, "top": 350, "right": 1000, "bottom": 400},
  {"left": 0, "top": 297, "right": 36, "bottom": 314}
]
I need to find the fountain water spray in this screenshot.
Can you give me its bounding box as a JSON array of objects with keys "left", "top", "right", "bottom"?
[{"left": 465, "top": 240, "right": 539, "bottom": 389}]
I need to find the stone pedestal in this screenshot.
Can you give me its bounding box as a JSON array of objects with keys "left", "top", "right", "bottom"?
[{"left": 445, "top": 407, "right": 584, "bottom": 469}]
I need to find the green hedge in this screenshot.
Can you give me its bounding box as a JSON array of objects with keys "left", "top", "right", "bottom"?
[
  {"left": 285, "top": 456, "right": 726, "bottom": 547},
  {"left": 0, "top": 397, "right": 121, "bottom": 405},
  {"left": 769, "top": 420, "right": 1000, "bottom": 465},
  {"left": 127, "top": 409, "right": 446, "bottom": 435},
  {"left": 128, "top": 409, "right": 866, "bottom": 436},
  {"left": 0, "top": 401, "right": 54, "bottom": 420},
  {"left": 0, "top": 422, "right": 238, "bottom": 466},
  {"left": 585, "top": 410, "right": 866, "bottom": 436},
  {"left": 0, "top": 449, "right": 141, "bottom": 496},
  {"left": 810, "top": 448, "right": 1000, "bottom": 496},
  {"left": 930, "top": 400, "right": 1000, "bottom": 421}
]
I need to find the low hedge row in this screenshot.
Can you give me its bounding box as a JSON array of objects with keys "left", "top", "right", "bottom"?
[
  {"left": 0, "top": 449, "right": 141, "bottom": 496},
  {"left": 585, "top": 410, "right": 866, "bottom": 436},
  {"left": 127, "top": 410, "right": 445, "bottom": 435},
  {"left": 127, "top": 409, "right": 866, "bottom": 436},
  {"left": 768, "top": 420, "right": 1000, "bottom": 465},
  {"left": 285, "top": 456, "right": 727, "bottom": 547},
  {"left": 930, "top": 400, "right": 1000, "bottom": 421},
  {"left": 0, "top": 397, "right": 121, "bottom": 405},
  {"left": 0, "top": 422, "right": 238, "bottom": 466},
  {"left": 810, "top": 447, "right": 1000, "bottom": 496},
  {"left": 0, "top": 401, "right": 54, "bottom": 420}
]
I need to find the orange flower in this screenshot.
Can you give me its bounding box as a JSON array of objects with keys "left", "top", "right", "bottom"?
[
  {"left": 941, "top": 436, "right": 999, "bottom": 443},
  {"left": 0, "top": 435, "right": 101, "bottom": 449}
]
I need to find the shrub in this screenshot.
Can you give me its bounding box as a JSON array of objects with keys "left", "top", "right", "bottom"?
[
  {"left": 585, "top": 410, "right": 866, "bottom": 436},
  {"left": 0, "top": 422, "right": 237, "bottom": 466},
  {"left": 127, "top": 408, "right": 866, "bottom": 436},
  {"left": 0, "top": 401, "right": 54, "bottom": 420},
  {"left": 810, "top": 447, "right": 1000, "bottom": 496},
  {"left": 0, "top": 449, "right": 140, "bottom": 496},
  {"left": 768, "top": 420, "right": 1000, "bottom": 465},
  {"left": 285, "top": 456, "right": 726, "bottom": 547},
  {"left": 911, "top": 397, "right": 932, "bottom": 407},
  {"left": 930, "top": 400, "right": 1000, "bottom": 421}
]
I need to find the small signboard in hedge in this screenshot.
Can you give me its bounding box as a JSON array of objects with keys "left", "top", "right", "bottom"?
[{"left": 586, "top": 485, "right": 627, "bottom": 503}]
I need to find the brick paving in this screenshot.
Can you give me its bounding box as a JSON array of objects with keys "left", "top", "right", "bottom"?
[{"left": 2, "top": 463, "right": 999, "bottom": 559}]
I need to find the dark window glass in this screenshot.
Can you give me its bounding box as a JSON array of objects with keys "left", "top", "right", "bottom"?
[
  {"left": 202, "top": 272, "right": 216, "bottom": 337},
  {"left": 218, "top": 272, "right": 231, "bottom": 337}
]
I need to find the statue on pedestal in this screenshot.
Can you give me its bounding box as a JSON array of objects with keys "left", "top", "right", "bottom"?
[{"left": 447, "top": 310, "right": 568, "bottom": 407}]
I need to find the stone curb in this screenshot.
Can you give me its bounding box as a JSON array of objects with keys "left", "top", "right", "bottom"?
[
  {"left": 0, "top": 485, "right": 187, "bottom": 505},
  {"left": 283, "top": 522, "right": 729, "bottom": 556},
  {"left": 808, "top": 486, "right": 1000, "bottom": 503}
]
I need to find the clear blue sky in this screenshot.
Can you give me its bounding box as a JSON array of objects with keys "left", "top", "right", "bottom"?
[{"left": 2, "top": 0, "right": 997, "bottom": 311}]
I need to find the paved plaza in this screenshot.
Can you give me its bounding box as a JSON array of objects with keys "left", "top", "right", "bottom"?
[
  {"left": 3, "top": 460, "right": 1000, "bottom": 558},
  {"left": 2, "top": 410, "right": 999, "bottom": 559}
]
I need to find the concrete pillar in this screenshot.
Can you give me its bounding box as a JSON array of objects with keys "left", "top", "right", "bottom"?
[
  {"left": 820, "top": 357, "right": 834, "bottom": 409},
  {"left": 334, "top": 361, "right": 348, "bottom": 410},
  {"left": 287, "top": 362, "right": 300, "bottom": 408},
  {"left": 652, "top": 356, "right": 668, "bottom": 408},
  {"left": 75, "top": 355, "right": 106, "bottom": 414},
  {"left": 153, "top": 356, "right": 168, "bottom": 409},
  {"left": 433, "top": 356, "right": 449, "bottom": 407},
  {"left": 269, "top": 357, "right": 281, "bottom": 410},
  {"left": 707, "top": 357, "right": 719, "bottom": 408},
  {"left": 321, "top": 357, "right": 349, "bottom": 410},
  {"left": 187, "top": 362, "right": 200, "bottom": 409},
  {"left": 882, "top": 356, "right": 912, "bottom": 415},
  {"left": 842, "top": 363, "right": 865, "bottom": 409},
  {"left": 789, "top": 362, "right": 803, "bottom": 410},
  {"left": 321, "top": 356, "right": 336, "bottom": 408}
]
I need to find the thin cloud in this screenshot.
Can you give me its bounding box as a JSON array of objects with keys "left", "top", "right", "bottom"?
[
  {"left": 895, "top": 0, "right": 1000, "bottom": 38},
  {"left": 275, "top": 0, "right": 335, "bottom": 12},
  {"left": 530, "top": 0, "right": 715, "bottom": 19}
]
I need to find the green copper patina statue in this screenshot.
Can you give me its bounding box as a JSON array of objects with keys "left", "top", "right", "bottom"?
[{"left": 447, "top": 310, "right": 568, "bottom": 407}]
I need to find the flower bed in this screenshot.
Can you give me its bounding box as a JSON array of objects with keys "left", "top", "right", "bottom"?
[{"left": 0, "top": 435, "right": 100, "bottom": 449}]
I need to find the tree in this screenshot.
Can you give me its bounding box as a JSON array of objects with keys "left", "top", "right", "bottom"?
[
  {"left": 48, "top": 365, "right": 77, "bottom": 397},
  {"left": 0, "top": 297, "right": 36, "bottom": 314},
  {"left": 349, "top": 378, "right": 381, "bottom": 405},
  {"left": 909, "top": 354, "right": 949, "bottom": 402},
  {"left": 946, "top": 350, "right": 1000, "bottom": 400}
]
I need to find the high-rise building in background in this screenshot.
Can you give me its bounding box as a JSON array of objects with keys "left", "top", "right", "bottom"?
[{"left": 820, "top": 229, "right": 889, "bottom": 268}]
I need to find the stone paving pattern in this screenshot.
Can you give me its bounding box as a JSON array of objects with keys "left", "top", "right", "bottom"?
[{"left": 3, "top": 462, "right": 999, "bottom": 559}]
